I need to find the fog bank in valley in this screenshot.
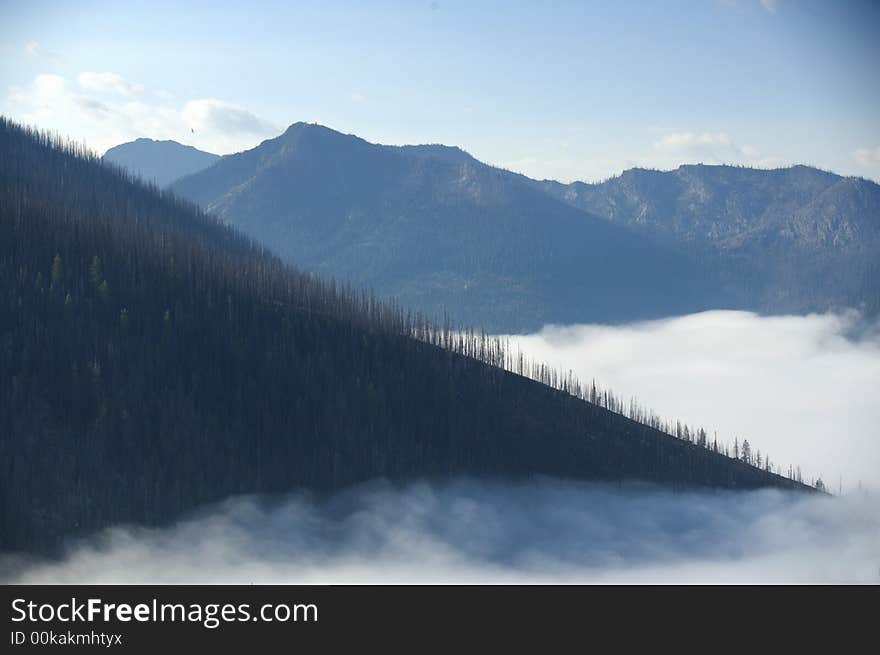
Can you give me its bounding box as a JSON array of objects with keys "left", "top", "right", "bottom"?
[
  {"left": 503, "top": 311, "right": 880, "bottom": 490},
  {"left": 4, "top": 479, "right": 878, "bottom": 584}
]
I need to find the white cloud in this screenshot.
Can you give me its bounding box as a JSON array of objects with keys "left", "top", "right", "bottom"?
[
  {"left": 4, "top": 480, "right": 878, "bottom": 583},
  {"left": 501, "top": 311, "right": 880, "bottom": 491},
  {"left": 182, "top": 98, "right": 277, "bottom": 138},
  {"left": 654, "top": 130, "right": 733, "bottom": 151},
  {"left": 24, "top": 40, "right": 61, "bottom": 60},
  {"left": 350, "top": 92, "right": 366, "bottom": 102},
  {"left": 652, "top": 130, "right": 770, "bottom": 167},
  {"left": 850, "top": 146, "right": 880, "bottom": 184},
  {"left": 8, "top": 74, "right": 81, "bottom": 123},
  {"left": 78, "top": 71, "right": 144, "bottom": 97},
  {"left": 853, "top": 146, "right": 880, "bottom": 167},
  {"left": 4, "top": 73, "right": 278, "bottom": 155},
  {"left": 26, "top": 72, "right": 66, "bottom": 97},
  {"left": 760, "top": 0, "right": 781, "bottom": 14}
]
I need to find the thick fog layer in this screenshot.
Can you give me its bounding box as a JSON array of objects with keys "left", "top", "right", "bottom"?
[
  {"left": 503, "top": 311, "right": 880, "bottom": 490},
  {"left": 4, "top": 479, "right": 878, "bottom": 584}
]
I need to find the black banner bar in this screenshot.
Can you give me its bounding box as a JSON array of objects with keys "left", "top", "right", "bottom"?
[{"left": 2, "top": 585, "right": 875, "bottom": 651}]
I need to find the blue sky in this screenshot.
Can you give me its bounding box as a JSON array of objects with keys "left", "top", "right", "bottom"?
[{"left": 2, "top": 0, "right": 878, "bottom": 182}]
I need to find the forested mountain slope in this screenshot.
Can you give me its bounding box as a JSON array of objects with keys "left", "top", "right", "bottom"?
[
  {"left": 0, "top": 119, "right": 812, "bottom": 554},
  {"left": 170, "top": 123, "right": 730, "bottom": 332}
]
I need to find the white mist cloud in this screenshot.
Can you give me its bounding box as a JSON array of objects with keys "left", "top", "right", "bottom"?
[
  {"left": 501, "top": 311, "right": 880, "bottom": 491},
  {"left": 180, "top": 99, "right": 278, "bottom": 150},
  {"left": 854, "top": 145, "right": 880, "bottom": 181},
  {"left": 650, "top": 130, "right": 775, "bottom": 168},
  {"left": 24, "top": 40, "right": 61, "bottom": 60},
  {"left": 654, "top": 131, "right": 735, "bottom": 152},
  {"left": 77, "top": 71, "right": 144, "bottom": 97},
  {"left": 855, "top": 145, "right": 880, "bottom": 166},
  {"left": 4, "top": 479, "right": 878, "bottom": 584}
]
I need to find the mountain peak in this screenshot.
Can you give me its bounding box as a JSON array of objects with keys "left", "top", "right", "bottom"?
[
  {"left": 102, "top": 138, "right": 220, "bottom": 187},
  {"left": 277, "top": 123, "right": 474, "bottom": 163},
  {"left": 268, "top": 122, "right": 373, "bottom": 155},
  {"left": 126, "top": 137, "right": 210, "bottom": 151},
  {"left": 282, "top": 121, "right": 337, "bottom": 136},
  {"left": 279, "top": 121, "right": 363, "bottom": 142}
]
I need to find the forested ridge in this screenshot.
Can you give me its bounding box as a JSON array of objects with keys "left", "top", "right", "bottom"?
[
  {"left": 0, "top": 118, "right": 815, "bottom": 555},
  {"left": 535, "top": 165, "right": 880, "bottom": 317}
]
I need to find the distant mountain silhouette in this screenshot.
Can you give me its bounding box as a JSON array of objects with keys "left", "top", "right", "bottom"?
[
  {"left": 534, "top": 164, "right": 880, "bottom": 316},
  {"left": 170, "top": 123, "right": 730, "bottom": 331},
  {"left": 103, "top": 138, "right": 219, "bottom": 187}
]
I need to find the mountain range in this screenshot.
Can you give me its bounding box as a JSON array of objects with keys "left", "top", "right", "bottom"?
[
  {"left": 106, "top": 124, "right": 880, "bottom": 331},
  {"left": 168, "top": 123, "right": 726, "bottom": 331},
  {"left": 534, "top": 165, "right": 880, "bottom": 317}
]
